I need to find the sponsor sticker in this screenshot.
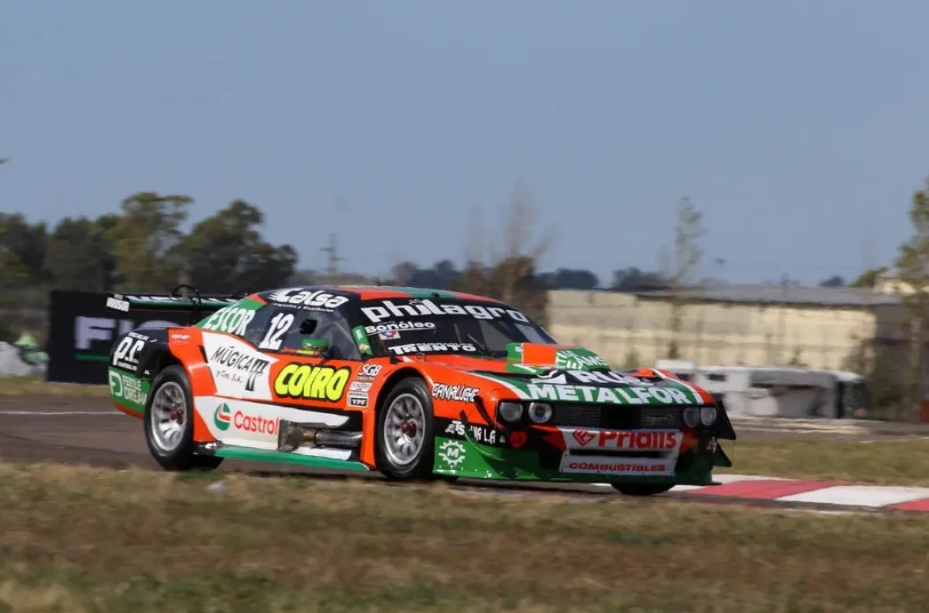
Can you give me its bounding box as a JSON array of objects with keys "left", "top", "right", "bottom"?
[
  {"left": 213, "top": 402, "right": 279, "bottom": 435},
  {"left": 109, "top": 369, "right": 147, "bottom": 407},
  {"left": 438, "top": 439, "right": 467, "bottom": 469},
  {"left": 111, "top": 333, "right": 146, "bottom": 370},
  {"left": 106, "top": 296, "right": 130, "bottom": 312},
  {"left": 274, "top": 364, "right": 351, "bottom": 402},
  {"left": 432, "top": 383, "right": 478, "bottom": 403},
  {"left": 209, "top": 345, "right": 272, "bottom": 392},
  {"left": 526, "top": 383, "right": 694, "bottom": 405},
  {"left": 564, "top": 428, "right": 680, "bottom": 451},
  {"left": 388, "top": 342, "right": 476, "bottom": 356},
  {"left": 443, "top": 419, "right": 505, "bottom": 446},
  {"left": 266, "top": 288, "right": 349, "bottom": 311},
  {"left": 201, "top": 306, "right": 257, "bottom": 336},
  {"left": 347, "top": 393, "right": 368, "bottom": 408},
  {"left": 361, "top": 298, "right": 529, "bottom": 324},
  {"left": 559, "top": 459, "right": 673, "bottom": 476}
]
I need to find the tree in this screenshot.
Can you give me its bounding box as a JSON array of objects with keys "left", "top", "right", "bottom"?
[
  {"left": 539, "top": 268, "right": 599, "bottom": 290},
  {"left": 44, "top": 215, "right": 119, "bottom": 292},
  {"left": 181, "top": 199, "right": 297, "bottom": 294},
  {"left": 453, "top": 182, "right": 554, "bottom": 326},
  {"left": 108, "top": 192, "right": 193, "bottom": 291},
  {"left": 819, "top": 275, "right": 845, "bottom": 287},
  {"left": 610, "top": 267, "right": 669, "bottom": 291},
  {"left": 0, "top": 213, "right": 49, "bottom": 283},
  {"left": 892, "top": 176, "right": 929, "bottom": 420},
  {"left": 850, "top": 266, "right": 888, "bottom": 289},
  {"left": 666, "top": 197, "right": 706, "bottom": 359}
]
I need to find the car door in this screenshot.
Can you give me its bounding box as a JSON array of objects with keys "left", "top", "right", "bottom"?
[{"left": 260, "top": 307, "right": 364, "bottom": 412}]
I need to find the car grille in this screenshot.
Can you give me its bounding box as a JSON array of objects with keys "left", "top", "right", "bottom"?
[{"left": 550, "top": 404, "right": 685, "bottom": 430}]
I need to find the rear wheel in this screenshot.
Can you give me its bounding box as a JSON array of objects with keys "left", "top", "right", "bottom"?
[
  {"left": 144, "top": 365, "right": 223, "bottom": 471},
  {"left": 611, "top": 483, "right": 674, "bottom": 496},
  {"left": 376, "top": 377, "right": 436, "bottom": 480}
]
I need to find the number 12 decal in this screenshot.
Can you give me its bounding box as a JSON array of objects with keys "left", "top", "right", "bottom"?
[{"left": 259, "top": 313, "right": 294, "bottom": 350}]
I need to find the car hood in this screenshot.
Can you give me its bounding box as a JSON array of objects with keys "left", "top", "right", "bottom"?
[{"left": 425, "top": 343, "right": 716, "bottom": 407}]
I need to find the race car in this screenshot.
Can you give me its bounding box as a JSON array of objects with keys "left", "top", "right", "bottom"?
[{"left": 105, "top": 284, "right": 736, "bottom": 495}]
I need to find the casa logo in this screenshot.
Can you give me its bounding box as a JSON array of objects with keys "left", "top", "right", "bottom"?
[
  {"left": 568, "top": 429, "right": 678, "bottom": 450},
  {"left": 527, "top": 383, "right": 695, "bottom": 405},
  {"left": 361, "top": 298, "right": 529, "bottom": 324},
  {"left": 201, "top": 306, "right": 256, "bottom": 336},
  {"left": 364, "top": 321, "right": 435, "bottom": 335},
  {"left": 389, "top": 342, "right": 476, "bottom": 356},
  {"left": 266, "top": 288, "right": 349, "bottom": 310},
  {"left": 274, "top": 363, "right": 351, "bottom": 402},
  {"left": 432, "top": 383, "right": 478, "bottom": 403},
  {"left": 350, "top": 381, "right": 372, "bottom": 393},
  {"left": 213, "top": 403, "right": 278, "bottom": 434}
]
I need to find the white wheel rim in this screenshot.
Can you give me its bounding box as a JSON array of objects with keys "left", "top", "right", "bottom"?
[
  {"left": 150, "top": 382, "right": 187, "bottom": 452},
  {"left": 383, "top": 393, "right": 426, "bottom": 466}
]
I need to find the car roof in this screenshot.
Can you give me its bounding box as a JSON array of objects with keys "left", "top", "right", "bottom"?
[{"left": 257, "top": 285, "right": 504, "bottom": 304}]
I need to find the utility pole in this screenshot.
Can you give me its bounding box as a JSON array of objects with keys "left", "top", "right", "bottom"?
[{"left": 321, "top": 233, "right": 344, "bottom": 280}]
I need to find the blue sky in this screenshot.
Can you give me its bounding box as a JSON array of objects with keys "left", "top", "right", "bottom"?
[{"left": 3, "top": 0, "right": 928, "bottom": 286}]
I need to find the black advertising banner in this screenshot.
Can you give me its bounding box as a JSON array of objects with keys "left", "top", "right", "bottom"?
[{"left": 47, "top": 290, "right": 195, "bottom": 384}]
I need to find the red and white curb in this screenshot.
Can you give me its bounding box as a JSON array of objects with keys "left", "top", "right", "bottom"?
[{"left": 601, "top": 474, "right": 929, "bottom": 511}]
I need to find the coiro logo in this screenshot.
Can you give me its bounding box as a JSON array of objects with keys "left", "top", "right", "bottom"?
[{"left": 214, "top": 403, "right": 232, "bottom": 431}]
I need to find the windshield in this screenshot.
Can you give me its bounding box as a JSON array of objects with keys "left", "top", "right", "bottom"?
[{"left": 357, "top": 297, "right": 556, "bottom": 357}]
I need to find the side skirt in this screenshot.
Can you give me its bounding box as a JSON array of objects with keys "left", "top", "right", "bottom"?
[{"left": 202, "top": 444, "right": 371, "bottom": 471}]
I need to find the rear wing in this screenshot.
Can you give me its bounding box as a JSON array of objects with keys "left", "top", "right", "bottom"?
[{"left": 105, "top": 285, "right": 244, "bottom": 324}]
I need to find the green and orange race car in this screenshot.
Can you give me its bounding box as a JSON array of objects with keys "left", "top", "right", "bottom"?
[{"left": 105, "top": 285, "right": 736, "bottom": 496}]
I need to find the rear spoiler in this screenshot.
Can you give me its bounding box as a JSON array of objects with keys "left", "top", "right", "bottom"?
[{"left": 105, "top": 284, "right": 245, "bottom": 323}]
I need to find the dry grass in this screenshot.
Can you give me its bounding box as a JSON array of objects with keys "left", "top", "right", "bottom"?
[
  {"left": 0, "top": 376, "right": 108, "bottom": 396},
  {"left": 726, "top": 438, "right": 929, "bottom": 486},
  {"left": 0, "top": 464, "right": 927, "bottom": 612}
]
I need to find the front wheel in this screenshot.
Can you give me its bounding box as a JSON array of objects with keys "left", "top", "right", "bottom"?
[
  {"left": 375, "top": 377, "right": 436, "bottom": 481},
  {"left": 611, "top": 483, "right": 674, "bottom": 496},
  {"left": 143, "top": 365, "right": 223, "bottom": 472}
]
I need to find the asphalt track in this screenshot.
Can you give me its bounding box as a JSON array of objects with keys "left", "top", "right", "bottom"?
[{"left": 3, "top": 393, "right": 929, "bottom": 513}]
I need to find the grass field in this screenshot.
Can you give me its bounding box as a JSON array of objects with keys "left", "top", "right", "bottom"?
[
  {"left": 1, "top": 464, "right": 928, "bottom": 613},
  {"left": 723, "top": 438, "right": 929, "bottom": 486},
  {"left": 0, "top": 376, "right": 108, "bottom": 396}
]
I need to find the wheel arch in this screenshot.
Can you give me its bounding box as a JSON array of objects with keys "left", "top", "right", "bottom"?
[
  {"left": 140, "top": 347, "right": 184, "bottom": 381},
  {"left": 374, "top": 366, "right": 433, "bottom": 411}
]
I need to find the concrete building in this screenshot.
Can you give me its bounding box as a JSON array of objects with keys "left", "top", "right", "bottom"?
[{"left": 545, "top": 285, "right": 905, "bottom": 370}]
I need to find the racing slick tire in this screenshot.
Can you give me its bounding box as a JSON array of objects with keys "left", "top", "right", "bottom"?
[
  {"left": 611, "top": 483, "right": 674, "bottom": 496},
  {"left": 143, "top": 365, "right": 223, "bottom": 472},
  {"left": 375, "top": 377, "right": 437, "bottom": 481}
]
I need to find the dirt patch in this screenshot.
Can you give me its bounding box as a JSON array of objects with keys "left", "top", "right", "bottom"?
[
  {"left": 0, "top": 377, "right": 108, "bottom": 397},
  {"left": 0, "top": 463, "right": 928, "bottom": 613}
]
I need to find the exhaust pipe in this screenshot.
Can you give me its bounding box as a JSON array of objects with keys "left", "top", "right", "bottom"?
[{"left": 277, "top": 420, "right": 361, "bottom": 452}]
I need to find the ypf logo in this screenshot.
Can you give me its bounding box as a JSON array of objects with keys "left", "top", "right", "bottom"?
[{"left": 213, "top": 403, "right": 232, "bottom": 431}]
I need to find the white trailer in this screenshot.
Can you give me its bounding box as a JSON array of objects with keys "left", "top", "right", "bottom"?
[{"left": 653, "top": 360, "right": 872, "bottom": 419}]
